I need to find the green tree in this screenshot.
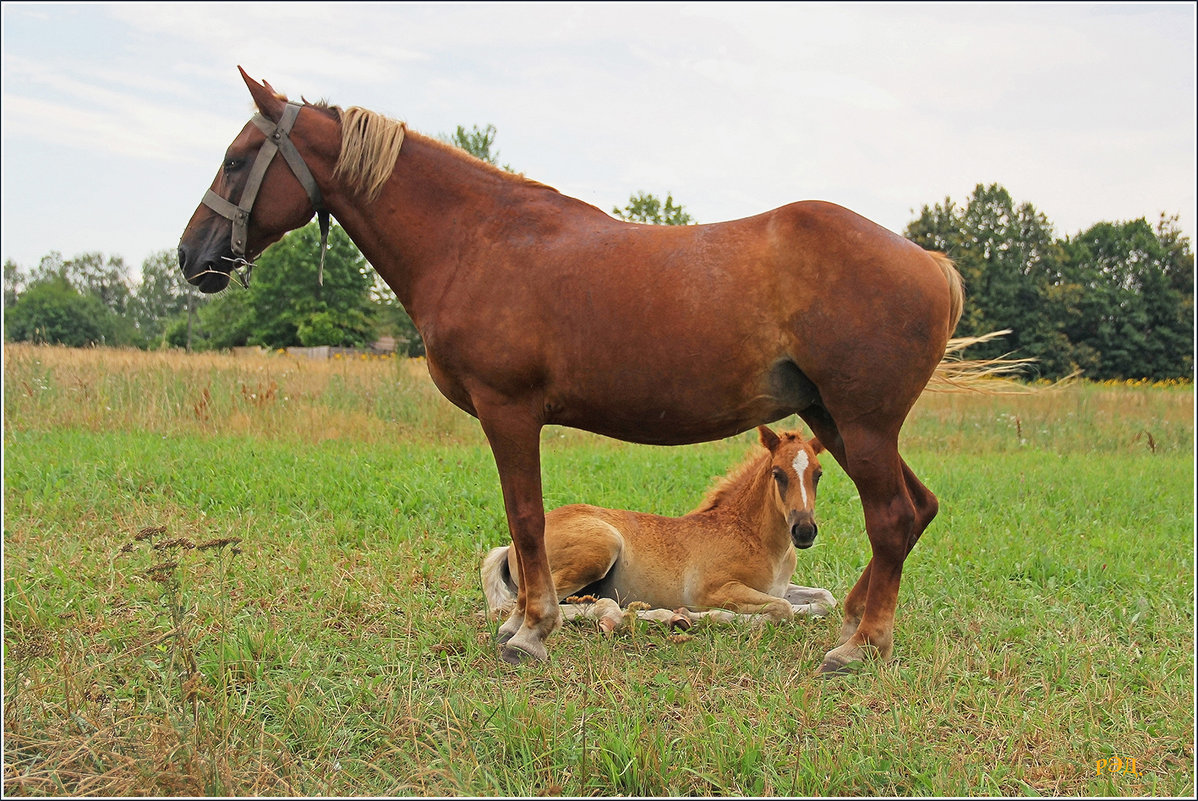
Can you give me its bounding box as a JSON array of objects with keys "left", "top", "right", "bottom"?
[
  {"left": 4, "top": 259, "right": 26, "bottom": 309},
  {"left": 31, "top": 251, "right": 133, "bottom": 316},
  {"left": 612, "top": 191, "right": 696, "bottom": 225},
  {"left": 1060, "top": 218, "right": 1193, "bottom": 380},
  {"left": 242, "top": 221, "right": 376, "bottom": 348},
  {"left": 906, "top": 184, "right": 1075, "bottom": 377},
  {"left": 3, "top": 275, "right": 114, "bottom": 346},
  {"left": 907, "top": 183, "right": 1194, "bottom": 380},
  {"left": 133, "top": 249, "right": 195, "bottom": 345},
  {"left": 177, "top": 288, "right": 251, "bottom": 351}
]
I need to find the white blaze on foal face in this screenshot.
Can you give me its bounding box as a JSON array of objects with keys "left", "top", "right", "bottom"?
[{"left": 792, "top": 449, "right": 811, "bottom": 506}]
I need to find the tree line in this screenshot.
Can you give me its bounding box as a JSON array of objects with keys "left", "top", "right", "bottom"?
[{"left": 3, "top": 127, "right": 1193, "bottom": 381}]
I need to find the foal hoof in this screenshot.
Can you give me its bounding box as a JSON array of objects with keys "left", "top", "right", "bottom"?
[{"left": 669, "top": 609, "right": 692, "bottom": 630}]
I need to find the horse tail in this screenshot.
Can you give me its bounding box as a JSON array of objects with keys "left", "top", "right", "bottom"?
[
  {"left": 928, "top": 251, "right": 965, "bottom": 334},
  {"left": 924, "top": 250, "right": 1068, "bottom": 393},
  {"left": 481, "top": 546, "right": 518, "bottom": 619}
]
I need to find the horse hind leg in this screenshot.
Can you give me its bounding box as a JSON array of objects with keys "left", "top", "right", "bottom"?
[
  {"left": 829, "top": 457, "right": 938, "bottom": 648},
  {"left": 815, "top": 422, "right": 927, "bottom": 675}
]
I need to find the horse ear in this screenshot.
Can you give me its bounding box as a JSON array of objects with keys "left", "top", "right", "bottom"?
[
  {"left": 757, "top": 425, "right": 781, "bottom": 452},
  {"left": 809, "top": 437, "right": 825, "bottom": 455},
  {"left": 239, "top": 66, "right": 286, "bottom": 121}
]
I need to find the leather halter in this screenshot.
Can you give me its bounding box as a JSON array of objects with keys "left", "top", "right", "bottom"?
[{"left": 201, "top": 102, "right": 331, "bottom": 286}]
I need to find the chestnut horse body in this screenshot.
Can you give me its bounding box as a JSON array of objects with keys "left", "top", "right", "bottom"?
[{"left": 179, "top": 70, "right": 964, "bottom": 672}]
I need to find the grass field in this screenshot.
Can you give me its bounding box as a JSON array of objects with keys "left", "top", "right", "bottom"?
[{"left": 3, "top": 343, "right": 1194, "bottom": 796}]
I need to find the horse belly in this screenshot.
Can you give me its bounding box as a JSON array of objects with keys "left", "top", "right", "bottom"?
[{"left": 546, "top": 349, "right": 818, "bottom": 446}]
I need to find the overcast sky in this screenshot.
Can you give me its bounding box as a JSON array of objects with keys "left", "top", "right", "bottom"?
[{"left": 2, "top": 2, "right": 1195, "bottom": 277}]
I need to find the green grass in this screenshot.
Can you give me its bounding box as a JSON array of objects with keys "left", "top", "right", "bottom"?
[{"left": 3, "top": 345, "right": 1194, "bottom": 795}]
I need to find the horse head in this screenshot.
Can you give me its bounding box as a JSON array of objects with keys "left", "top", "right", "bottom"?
[
  {"left": 178, "top": 68, "right": 334, "bottom": 293},
  {"left": 757, "top": 425, "right": 824, "bottom": 549}
]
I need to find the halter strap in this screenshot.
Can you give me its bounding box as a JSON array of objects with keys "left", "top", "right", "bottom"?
[{"left": 201, "top": 102, "right": 332, "bottom": 285}]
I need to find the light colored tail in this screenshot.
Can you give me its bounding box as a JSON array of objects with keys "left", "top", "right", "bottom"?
[
  {"left": 480, "top": 546, "right": 517, "bottom": 620},
  {"left": 929, "top": 251, "right": 965, "bottom": 334},
  {"left": 925, "top": 252, "right": 1075, "bottom": 394}
]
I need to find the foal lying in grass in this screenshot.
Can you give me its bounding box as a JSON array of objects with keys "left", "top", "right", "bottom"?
[{"left": 482, "top": 426, "right": 836, "bottom": 633}]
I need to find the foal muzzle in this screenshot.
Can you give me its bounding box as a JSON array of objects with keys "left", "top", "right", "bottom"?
[{"left": 788, "top": 512, "right": 818, "bottom": 549}]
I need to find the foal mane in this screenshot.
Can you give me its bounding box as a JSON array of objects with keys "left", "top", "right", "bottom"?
[
  {"left": 692, "top": 449, "right": 770, "bottom": 514},
  {"left": 693, "top": 431, "right": 808, "bottom": 514}
]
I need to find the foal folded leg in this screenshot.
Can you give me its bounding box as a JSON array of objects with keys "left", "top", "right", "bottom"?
[
  {"left": 546, "top": 516, "right": 625, "bottom": 632},
  {"left": 699, "top": 581, "right": 796, "bottom": 623}
]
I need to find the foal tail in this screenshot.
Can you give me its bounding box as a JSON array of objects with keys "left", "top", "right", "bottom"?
[
  {"left": 481, "top": 546, "right": 518, "bottom": 620},
  {"left": 926, "top": 251, "right": 1050, "bottom": 394}
]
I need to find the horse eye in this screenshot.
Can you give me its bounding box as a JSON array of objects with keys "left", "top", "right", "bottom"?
[
  {"left": 814, "top": 470, "right": 823, "bottom": 485},
  {"left": 223, "top": 157, "right": 242, "bottom": 172}
]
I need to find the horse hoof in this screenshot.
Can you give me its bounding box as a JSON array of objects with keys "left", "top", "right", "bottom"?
[
  {"left": 817, "top": 656, "right": 860, "bottom": 677},
  {"left": 817, "top": 642, "right": 861, "bottom": 676},
  {"left": 499, "top": 642, "right": 547, "bottom": 665}
]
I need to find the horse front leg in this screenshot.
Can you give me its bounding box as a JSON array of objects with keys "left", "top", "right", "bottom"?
[{"left": 478, "top": 405, "right": 561, "bottom": 664}]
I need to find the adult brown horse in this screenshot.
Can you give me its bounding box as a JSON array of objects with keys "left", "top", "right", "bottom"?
[{"left": 179, "top": 68, "right": 964, "bottom": 673}]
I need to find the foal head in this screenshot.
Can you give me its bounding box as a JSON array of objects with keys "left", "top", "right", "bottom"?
[{"left": 757, "top": 425, "right": 824, "bottom": 549}]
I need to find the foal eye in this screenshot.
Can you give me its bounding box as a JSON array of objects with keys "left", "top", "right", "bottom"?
[{"left": 771, "top": 467, "right": 789, "bottom": 488}]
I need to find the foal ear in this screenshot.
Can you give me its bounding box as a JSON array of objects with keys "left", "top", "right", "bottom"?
[
  {"left": 809, "top": 437, "right": 825, "bottom": 455},
  {"left": 757, "top": 425, "right": 781, "bottom": 452},
  {"left": 239, "top": 66, "right": 287, "bottom": 121}
]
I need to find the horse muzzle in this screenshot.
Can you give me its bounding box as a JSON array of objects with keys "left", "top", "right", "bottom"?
[
  {"left": 788, "top": 512, "right": 818, "bottom": 549},
  {"left": 178, "top": 243, "right": 233, "bottom": 293}
]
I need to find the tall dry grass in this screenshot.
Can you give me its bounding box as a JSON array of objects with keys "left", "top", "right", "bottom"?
[{"left": 2, "top": 343, "right": 477, "bottom": 444}]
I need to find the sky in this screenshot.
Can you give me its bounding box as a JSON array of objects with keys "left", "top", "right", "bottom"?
[{"left": 1, "top": 1, "right": 1195, "bottom": 278}]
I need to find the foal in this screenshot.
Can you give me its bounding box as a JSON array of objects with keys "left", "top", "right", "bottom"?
[{"left": 481, "top": 426, "right": 835, "bottom": 631}]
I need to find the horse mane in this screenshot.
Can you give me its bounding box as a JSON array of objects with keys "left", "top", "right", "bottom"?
[
  {"left": 312, "top": 102, "right": 555, "bottom": 202},
  {"left": 332, "top": 106, "right": 408, "bottom": 203},
  {"left": 692, "top": 447, "right": 772, "bottom": 514}
]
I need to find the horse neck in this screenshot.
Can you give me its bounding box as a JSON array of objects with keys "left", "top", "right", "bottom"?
[
  {"left": 693, "top": 452, "right": 789, "bottom": 548},
  {"left": 324, "top": 130, "right": 595, "bottom": 325}
]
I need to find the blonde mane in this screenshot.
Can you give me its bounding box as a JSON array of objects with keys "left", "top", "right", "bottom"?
[
  {"left": 332, "top": 106, "right": 408, "bottom": 203},
  {"left": 323, "top": 103, "right": 556, "bottom": 204}
]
